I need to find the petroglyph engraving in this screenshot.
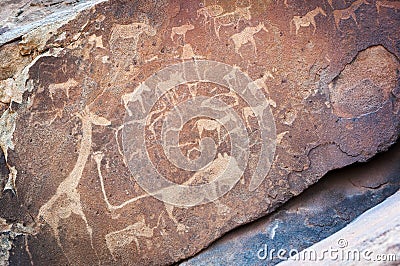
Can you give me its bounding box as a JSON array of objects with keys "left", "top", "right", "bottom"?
[
  {"left": 213, "top": 6, "right": 252, "bottom": 39},
  {"left": 37, "top": 107, "right": 111, "bottom": 251},
  {"left": 95, "top": 149, "right": 189, "bottom": 234},
  {"left": 105, "top": 216, "right": 163, "bottom": 259},
  {"left": 109, "top": 21, "right": 156, "bottom": 65},
  {"left": 122, "top": 60, "right": 276, "bottom": 207},
  {"left": 48, "top": 78, "right": 78, "bottom": 101},
  {"left": 197, "top": 4, "right": 224, "bottom": 23},
  {"left": 195, "top": 119, "right": 223, "bottom": 145},
  {"left": 171, "top": 24, "right": 195, "bottom": 42},
  {"left": 230, "top": 22, "right": 268, "bottom": 56},
  {"left": 333, "top": 0, "right": 370, "bottom": 30},
  {"left": 254, "top": 69, "right": 274, "bottom": 93},
  {"left": 122, "top": 83, "right": 151, "bottom": 116},
  {"left": 291, "top": 7, "right": 327, "bottom": 35}
]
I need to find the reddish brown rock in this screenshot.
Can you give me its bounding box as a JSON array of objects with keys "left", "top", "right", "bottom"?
[{"left": 0, "top": 0, "right": 400, "bottom": 265}]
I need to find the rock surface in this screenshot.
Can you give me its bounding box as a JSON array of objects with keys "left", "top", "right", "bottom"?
[
  {"left": 0, "top": 0, "right": 400, "bottom": 265},
  {"left": 181, "top": 141, "right": 400, "bottom": 266}
]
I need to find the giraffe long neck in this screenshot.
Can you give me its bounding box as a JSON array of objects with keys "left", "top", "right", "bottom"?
[
  {"left": 310, "top": 8, "right": 321, "bottom": 17},
  {"left": 57, "top": 113, "right": 92, "bottom": 192}
]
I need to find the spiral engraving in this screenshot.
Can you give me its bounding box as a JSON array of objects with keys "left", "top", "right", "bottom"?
[{"left": 122, "top": 60, "right": 276, "bottom": 207}]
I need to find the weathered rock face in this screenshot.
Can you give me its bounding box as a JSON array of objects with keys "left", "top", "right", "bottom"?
[{"left": 0, "top": 0, "right": 399, "bottom": 265}]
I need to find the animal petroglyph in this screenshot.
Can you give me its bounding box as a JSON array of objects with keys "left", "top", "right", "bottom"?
[
  {"left": 254, "top": 69, "right": 274, "bottom": 93},
  {"left": 213, "top": 6, "right": 252, "bottom": 39},
  {"left": 48, "top": 78, "right": 78, "bottom": 101},
  {"left": 164, "top": 153, "right": 240, "bottom": 233},
  {"left": 101, "top": 155, "right": 240, "bottom": 258},
  {"left": 37, "top": 107, "right": 111, "bottom": 252},
  {"left": 121, "top": 60, "right": 276, "bottom": 206},
  {"left": 122, "top": 83, "right": 151, "bottom": 116},
  {"left": 195, "top": 118, "right": 223, "bottom": 145},
  {"left": 376, "top": 0, "right": 400, "bottom": 13},
  {"left": 291, "top": 7, "right": 327, "bottom": 35},
  {"left": 171, "top": 24, "right": 195, "bottom": 42},
  {"left": 94, "top": 151, "right": 188, "bottom": 233},
  {"left": 333, "top": 0, "right": 370, "bottom": 30},
  {"left": 197, "top": 4, "right": 224, "bottom": 23},
  {"left": 109, "top": 22, "right": 156, "bottom": 63},
  {"left": 230, "top": 22, "right": 268, "bottom": 56},
  {"left": 105, "top": 216, "right": 163, "bottom": 259},
  {"left": 199, "top": 88, "right": 241, "bottom": 112}
]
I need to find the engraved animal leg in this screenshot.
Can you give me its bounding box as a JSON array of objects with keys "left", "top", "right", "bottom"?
[
  {"left": 250, "top": 36, "right": 257, "bottom": 55},
  {"left": 311, "top": 18, "right": 317, "bottom": 34},
  {"left": 214, "top": 19, "right": 221, "bottom": 39},
  {"left": 334, "top": 14, "right": 341, "bottom": 30},
  {"left": 296, "top": 23, "right": 300, "bottom": 35}
]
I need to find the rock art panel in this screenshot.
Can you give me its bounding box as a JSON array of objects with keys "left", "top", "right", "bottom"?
[{"left": 0, "top": 0, "right": 399, "bottom": 265}]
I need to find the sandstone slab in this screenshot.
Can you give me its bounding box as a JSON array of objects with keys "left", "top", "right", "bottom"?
[{"left": 0, "top": 0, "right": 399, "bottom": 265}]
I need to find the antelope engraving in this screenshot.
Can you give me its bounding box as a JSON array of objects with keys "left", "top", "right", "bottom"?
[
  {"left": 213, "top": 6, "right": 252, "bottom": 39},
  {"left": 48, "top": 78, "right": 77, "bottom": 101},
  {"left": 254, "top": 69, "right": 274, "bottom": 93},
  {"left": 170, "top": 24, "right": 195, "bottom": 42},
  {"left": 195, "top": 118, "right": 222, "bottom": 144},
  {"left": 197, "top": 4, "right": 224, "bottom": 23},
  {"left": 333, "top": 0, "right": 370, "bottom": 30},
  {"left": 291, "top": 7, "right": 327, "bottom": 35},
  {"left": 105, "top": 216, "right": 163, "bottom": 259},
  {"left": 109, "top": 22, "right": 156, "bottom": 66},
  {"left": 230, "top": 22, "right": 268, "bottom": 56}
]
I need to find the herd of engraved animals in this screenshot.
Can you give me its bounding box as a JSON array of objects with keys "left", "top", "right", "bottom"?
[
  {"left": 37, "top": 0, "right": 399, "bottom": 258},
  {"left": 171, "top": 0, "right": 398, "bottom": 57}
]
